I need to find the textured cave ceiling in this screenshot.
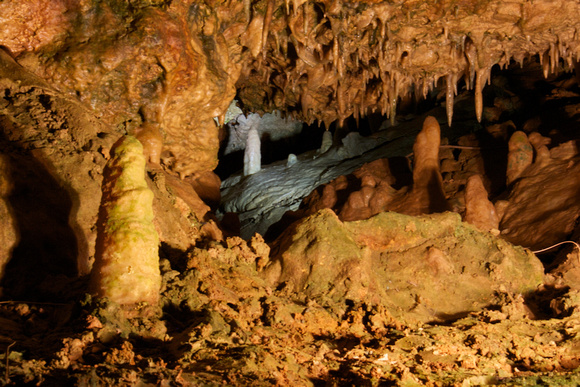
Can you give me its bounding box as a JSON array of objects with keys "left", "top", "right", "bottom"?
[
  {"left": 235, "top": 0, "right": 580, "bottom": 129},
  {"left": 1, "top": 0, "right": 580, "bottom": 178}
]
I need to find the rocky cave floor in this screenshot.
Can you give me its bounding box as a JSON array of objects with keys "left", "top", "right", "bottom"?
[{"left": 4, "top": 61, "right": 580, "bottom": 386}]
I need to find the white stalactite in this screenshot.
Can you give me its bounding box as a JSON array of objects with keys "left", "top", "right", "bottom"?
[{"left": 244, "top": 127, "right": 261, "bottom": 176}]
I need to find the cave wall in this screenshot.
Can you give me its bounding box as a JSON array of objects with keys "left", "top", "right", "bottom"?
[{"left": 0, "top": 0, "right": 242, "bottom": 178}]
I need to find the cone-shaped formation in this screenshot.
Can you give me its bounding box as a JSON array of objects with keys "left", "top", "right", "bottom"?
[
  {"left": 90, "top": 136, "right": 161, "bottom": 305},
  {"left": 464, "top": 175, "right": 499, "bottom": 232},
  {"left": 319, "top": 130, "right": 333, "bottom": 154},
  {"left": 404, "top": 116, "right": 449, "bottom": 215},
  {"left": 506, "top": 131, "right": 534, "bottom": 185}
]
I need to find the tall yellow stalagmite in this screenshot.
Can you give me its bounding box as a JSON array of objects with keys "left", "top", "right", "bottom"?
[{"left": 89, "top": 136, "right": 161, "bottom": 305}]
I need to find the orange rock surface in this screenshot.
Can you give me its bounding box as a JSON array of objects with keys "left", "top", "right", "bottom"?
[{"left": 2, "top": 0, "right": 580, "bottom": 178}]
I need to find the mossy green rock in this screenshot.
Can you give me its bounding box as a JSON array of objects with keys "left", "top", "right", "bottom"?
[{"left": 266, "top": 209, "right": 544, "bottom": 324}]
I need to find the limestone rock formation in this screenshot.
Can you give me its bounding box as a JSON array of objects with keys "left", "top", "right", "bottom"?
[
  {"left": 265, "top": 209, "right": 544, "bottom": 324},
  {"left": 90, "top": 136, "right": 161, "bottom": 305},
  {"left": 393, "top": 115, "right": 449, "bottom": 215},
  {"left": 223, "top": 111, "right": 303, "bottom": 156},
  {"left": 243, "top": 127, "right": 261, "bottom": 176},
  {"left": 464, "top": 174, "right": 499, "bottom": 233},
  {"left": 0, "top": 1, "right": 241, "bottom": 178},
  {"left": 3, "top": 0, "right": 580, "bottom": 384},
  {"left": 0, "top": 155, "right": 17, "bottom": 293},
  {"left": 236, "top": 0, "right": 580, "bottom": 130},
  {"left": 501, "top": 140, "right": 580, "bottom": 251},
  {"left": 506, "top": 131, "right": 534, "bottom": 185},
  {"left": 2, "top": 0, "right": 579, "bottom": 181}
]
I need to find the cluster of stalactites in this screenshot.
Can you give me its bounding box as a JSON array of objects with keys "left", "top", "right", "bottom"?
[{"left": 234, "top": 0, "right": 580, "bottom": 129}]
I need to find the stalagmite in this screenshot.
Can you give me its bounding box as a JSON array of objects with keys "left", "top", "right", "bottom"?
[
  {"left": 403, "top": 116, "right": 449, "bottom": 215},
  {"left": 287, "top": 153, "right": 297, "bottom": 167},
  {"left": 464, "top": 174, "right": 499, "bottom": 232},
  {"left": 90, "top": 136, "right": 161, "bottom": 305},
  {"left": 319, "top": 130, "right": 333, "bottom": 154},
  {"left": 244, "top": 127, "right": 261, "bottom": 176},
  {"left": 506, "top": 131, "right": 533, "bottom": 185},
  {"left": 528, "top": 132, "right": 551, "bottom": 163}
]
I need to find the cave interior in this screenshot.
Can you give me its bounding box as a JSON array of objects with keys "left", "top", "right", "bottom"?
[{"left": 1, "top": 0, "right": 580, "bottom": 385}]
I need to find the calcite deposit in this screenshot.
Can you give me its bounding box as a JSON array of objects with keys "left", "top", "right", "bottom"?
[
  {"left": 506, "top": 131, "right": 534, "bottom": 185},
  {"left": 464, "top": 174, "right": 499, "bottom": 232},
  {"left": 265, "top": 209, "right": 543, "bottom": 324},
  {"left": 236, "top": 0, "right": 580, "bottom": 130},
  {"left": 3, "top": 0, "right": 580, "bottom": 385},
  {"left": 90, "top": 136, "right": 161, "bottom": 305},
  {"left": 1, "top": 0, "right": 241, "bottom": 178},
  {"left": 2, "top": 0, "right": 579, "bottom": 180},
  {"left": 0, "top": 155, "right": 17, "bottom": 292},
  {"left": 500, "top": 140, "right": 580, "bottom": 251}
]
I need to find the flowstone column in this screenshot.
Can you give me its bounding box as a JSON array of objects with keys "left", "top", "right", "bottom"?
[{"left": 89, "top": 136, "right": 161, "bottom": 305}]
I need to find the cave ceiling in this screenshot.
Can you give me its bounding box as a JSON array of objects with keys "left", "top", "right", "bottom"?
[
  {"left": 1, "top": 0, "right": 580, "bottom": 177},
  {"left": 236, "top": 0, "right": 580, "bottom": 128}
]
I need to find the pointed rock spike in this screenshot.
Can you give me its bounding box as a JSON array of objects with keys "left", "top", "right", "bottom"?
[
  {"left": 475, "top": 70, "right": 484, "bottom": 123},
  {"left": 446, "top": 73, "right": 455, "bottom": 127}
]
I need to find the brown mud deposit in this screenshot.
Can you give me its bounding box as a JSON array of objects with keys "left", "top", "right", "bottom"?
[{"left": 2, "top": 0, "right": 580, "bottom": 386}]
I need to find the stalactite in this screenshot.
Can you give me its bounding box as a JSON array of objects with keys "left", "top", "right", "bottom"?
[
  {"left": 337, "top": 81, "right": 346, "bottom": 115},
  {"left": 262, "top": 0, "right": 275, "bottom": 61},
  {"left": 302, "top": 3, "right": 310, "bottom": 36},
  {"left": 474, "top": 67, "right": 491, "bottom": 123},
  {"left": 550, "top": 42, "right": 557, "bottom": 75},
  {"left": 446, "top": 73, "right": 455, "bottom": 127},
  {"left": 541, "top": 50, "right": 549, "bottom": 78},
  {"left": 389, "top": 75, "right": 397, "bottom": 125},
  {"left": 464, "top": 37, "right": 477, "bottom": 89},
  {"left": 244, "top": 0, "right": 251, "bottom": 23},
  {"left": 292, "top": 0, "right": 307, "bottom": 16},
  {"left": 337, "top": 51, "right": 345, "bottom": 79},
  {"left": 422, "top": 77, "right": 430, "bottom": 99},
  {"left": 332, "top": 35, "right": 339, "bottom": 72},
  {"left": 475, "top": 69, "right": 484, "bottom": 123},
  {"left": 235, "top": 0, "right": 580, "bottom": 137}
]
